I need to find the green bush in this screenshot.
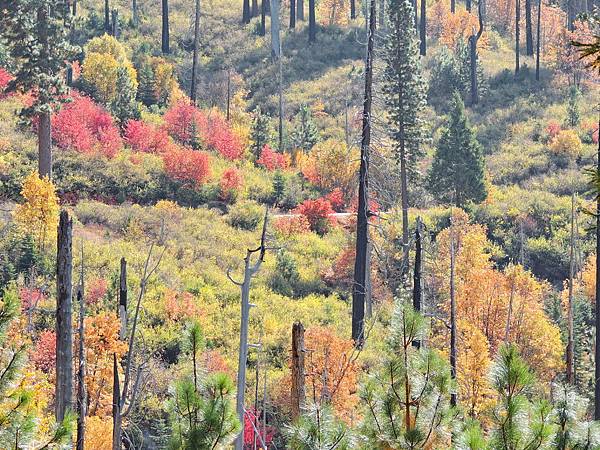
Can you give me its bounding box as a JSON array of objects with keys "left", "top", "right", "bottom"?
[{"left": 226, "top": 200, "right": 263, "bottom": 230}]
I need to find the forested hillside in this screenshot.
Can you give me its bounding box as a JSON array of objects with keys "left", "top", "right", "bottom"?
[{"left": 0, "top": 0, "right": 599, "bottom": 448}]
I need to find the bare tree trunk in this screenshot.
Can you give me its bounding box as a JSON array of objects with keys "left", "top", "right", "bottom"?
[
  {"left": 252, "top": 0, "right": 259, "bottom": 16},
  {"left": 451, "top": 0, "right": 455, "bottom": 13},
  {"left": 351, "top": 0, "right": 375, "bottom": 347},
  {"left": 567, "top": 193, "right": 575, "bottom": 384},
  {"left": 449, "top": 232, "right": 457, "bottom": 407},
  {"left": 419, "top": 0, "right": 426, "bottom": 56},
  {"left": 119, "top": 258, "right": 127, "bottom": 340},
  {"left": 111, "top": 9, "right": 118, "bottom": 37},
  {"left": 308, "top": 0, "right": 316, "bottom": 43},
  {"left": 291, "top": 322, "right": 306, "bottom": 420},
  {"left": 290, "top": 0, "right": 296, "bottom": 28},
  {"left": 535, "top": 0, "right": 541, "bottom": 80},
  {"left": 38, "top": 112, "right": 52, "bottom": 179},
  {"left": 56, "top": 211, "right": 74, "bottom": 423},
  {"left": 243, "top": 0, "right": 251, "bottom": 23},
  {"left": 161, "top": 0, "right": 170, "bottom": 54},
  {"left": 132, "top": 0, "right": 138, "bottom": 26},
  {"left": 466, "top": 0, "right": 472, "bottom": 11},
  {"left": 470, "top": 3, "right": 483, "bottom": 104},
  {"left": 190, "top": 0, "right": 201, "bottom": 104},
  {"left": 260, "top": 0, "right": 267, "bottom": 35},
  {"left": 515, "top": 0, "right": 520, "bottom": 74},
  {"left": 525, "top": 0, "right": 533, "bottom": 55},
  {"left": 350, "top": 0, "right": 356, "bottom": 19},
  {"left": 76, "top": 247, "right": 86, "bottom": 450},
  {"left": 105, "top": 0, "right": 110, "bottom": 31},
  {"left": 112, "top": 354, "right": 121, "bottom": 450},
  {"left": 297, "top": 0, "right": 304, "bottom": 20},
  {"left": 399, "top": 140, "right": 410, "bottom": 275}
]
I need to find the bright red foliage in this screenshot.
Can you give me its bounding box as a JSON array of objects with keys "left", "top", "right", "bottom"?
[
  {"left": 19, "top": 287, "right": 46, "bottom": 312},
  {"left": 162, "top": 147, "right": 211, "bottom": 186},
  {"left": 87, "top": 278, "right": 108, "bottom": 306},
  {"left": 257, "top": 145, "right": 288, "bottom": 171},
  {"left": 219, "top": 167, "right": 243, "bottom": 201},
  {"left": 164, "top": 289, "right": 201, "bottom": 322},
  {"left": 294, "top": 198, "right": 335, "bottom": 235},
  {"left": 206, "top": 115, "right": 244, "bottom": 160},
  {"left": 243, "top": 407, "right": 275, "bottom": 449},
  {"left": 124, "top": 120, "right": 170, "bottom": 154},
  {"left": 163, "top": 101, "right": 207, "bottom": 146},
  {"left": 546, "top": 120, "right": 562, "bottom": 139},
  {"left": 52, "top": 93, "right": 122, "bottom": 157},
  {"left": 31, "top": 329, "right": 56, "bottom": 373},
  {"left": 0, "top": 68, "right": 12, "bottom": 94},
  {"left": 273, "top": 215, "right": 312, "bottom": 236},
  {"left": 325, "top": 188, "right": 345, "bottom": 212}
]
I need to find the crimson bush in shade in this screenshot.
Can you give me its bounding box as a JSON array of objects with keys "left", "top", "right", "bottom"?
[
  {"left": 294, "top": 197, "right": 335, "bottom": 235},
  {"left": 124, "top": 119, "right": 170, "bottom": 153},
  {"left": 162, "top": 146, "right": 211, "bottom": 186}
]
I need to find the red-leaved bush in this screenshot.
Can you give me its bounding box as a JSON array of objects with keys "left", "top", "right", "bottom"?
[
  {"left": 52, "top": 93, "right": 122, "bottom": 157},
  {"left": 87, "top": 278, "right": 108, "bottom": 306},
  {"left": 219, "top": 167, "right": 243, "bottom": 201},
  {"left": 206, "top": 114, "right": 244, "bottom": 160},
  {"left": 546, "top": 120, "right": 562, "bottom": 140},
  {"left": 31, "top": 330, "right": 56, "bottom": 373},
  {"left": 124, "top": 120, "right": 170, "bottom": 153},
  {"left": 257, "top": 145, "right": 288, "bottom": 171},
  {"left": 162, "top": 147, "right": 211, "bottom": 186},
  {"left": 163, "top": 101, "right": 207, "bottom": 146},
  {"left": 325, "top": 188, "right": 345, "bottom": 212},
  {"left": 294, "top": 198, "right": 335, "bottom": 235},
  {"left": 0, "top": 68, "right": 12, "bottom": 94},
  {"left": 19, "top": 287, "right": 46, "bottom": 312},
  {"left": 581, "top": 120, "right": 599, "bottom": 144},
  {"left": 243, "top": 407, "right": 275, "bottom": 449},
  {"left": 164, "top": 289, "right": 201, "bottom": 322},
  {"left": 272, "top": 215, "right": 311, "bottom": 237}
]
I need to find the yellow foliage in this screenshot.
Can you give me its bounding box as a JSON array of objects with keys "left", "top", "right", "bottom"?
[
  {"left": 317, "top": 0, "right": 350, "bottom": 26},
  {"left": 440, "top": 10, "right": 488, "bottom": 49},
  {"left": 86, "top": 34, "right": 127, "bottom": 62},
  {"left": 549, "top": 130, "right": 582, "bottom": 159},
  {"left": 13, "top": 172, "right": 59, "bottom": 251},
  {"left": 300, "top": 139, "right": 359, "bottom": 194},
  {"left": 85, "top": 416, "right": 113, "bottom": 450}
]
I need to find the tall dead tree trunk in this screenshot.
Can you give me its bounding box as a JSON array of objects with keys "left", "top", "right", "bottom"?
[
  {"left": 413, "top": 218, "right": 423, "bottom": 348},
  {"left": 243, "top": 0, "right": 251, "bottom": 23},
  {"left": 350, "top": 0, "right": 356, "bottom": 19},
  {"left": 231, "top": 211, "right": 269, "bottom": 450},
  {"left": 111, "top": 9, "right": 118, "bottom": 37},
  {"left": 419, "top": 0, "right": 426, "bottom": 55},
  {"left": 515, "top": 0, "right": 520, "bottom": 74},
  {"left": 451, "top": 0, "right": 456, "bottom": 13},
  {"left": 132, "top": 0, "right": 138, "bottom": 26},
  {"left": 104, "top": 0, "right": 110, "bottom": 31},
  {"left": 466, "top": 0, "right": 472, "bottom": 11},
  {"left": 535, "top": 0, "right": 541, "bottom": 80},
  {"left": 351, "top": 0, "right": 375, "bottom": 347},
  {"left": 290, "top": 0, "right": 296, "bottom": 28},
  {"left": 449, "top": 230, "right": 457, "bottom": 407},
  {"left": 308, "top": 0, "right": 316, "bottom": 43},
  {"left": 112, "top": 354, "right": 121, "bottom": 450},
  {"left": 56, "top": 211, "right": 73, "bottom": 423},
  {"left": 470, "top": 1, "right": 484, "bottom": 104},
  {"left": 76, "top": 246, "right": 86, "bottom": 450},
  {"left": 291, "top": 322, "right": 306, "bottom": 420},
  {"left": 161, "top": 0, "right": 170, "bottom": 54},
  {"left": 297, "top": 0, "right": 304, "bottom": 20},
  {"left": 567, "top": 193, "right": 576, "bottom": 384},
  {"left": 260, "top": 0, "right": 267, "bottom": 35},
  {"left": 252, "top": 0, "right": 259, "bottom": 16},
  {"left": 190, "top": 0, "right": 201, "bottom": 104},
  {"left": 525, "top": 0, "right": 533, "bottom": 55},
  {"left": 119, "top": 257, "right": 127, "bottom": 340}
]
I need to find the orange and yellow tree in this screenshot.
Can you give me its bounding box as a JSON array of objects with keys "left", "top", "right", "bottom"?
[{"left": 317, "top": 0, "right": 350, "bottom": 26}]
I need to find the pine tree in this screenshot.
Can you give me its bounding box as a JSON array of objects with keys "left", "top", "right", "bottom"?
[
  {"left": 137, "top": 62, "right": 157, "bottom": 107},
  {"left": 110, "top": 66, "right": 141, "bottom": 127},
  {"left": 250, "top": 108, "right": 271, "bottom": 162},
  {"left": 566, "top": 85, "right": 581, "bottom": 127},
  {"left": 169, "top": 321, "right": 240, "bottom": 449},
  {"left": 271, "top": 170, "right": 286, "bottom": 205},
  {"left": 428, "top": 93, "right": 487, "bottom": 207},
  {"left": 1, "top": 0, "right": 77, "bottom": 178},
  {"left": 287, "top": 404, "right": 354, "bottom": 449},
  {"left": 291, "top": 104, "right": 319, "bottom": 153},
  {"left": 383, "top": 0, "right": 427, "bottom": 271},
  {"left": 360, "top": 288, "right": 455, "bottom": 448}
]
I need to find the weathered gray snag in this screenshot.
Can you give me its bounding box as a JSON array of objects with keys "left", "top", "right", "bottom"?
[
  {"left": 161, "top": 0, "right": 170, "bottom": 54},
  {"left": 119, "top": 257, "right": 127, "bottom": 340},
  {"left": 419, "top": 0, "right": 426, "bottom": 56},
  {"left": 308, "top": 0, "right": 316, "bottom": 43},
  {"left": 535, "top": 0, "right": 541, "bottom": 81},
  {"left": 56, "top": 210, "right": 73, "bottom": 423},
  {"left": 297, "top": 0, "right": 304, "bottom": 20},
  {"left": 290, "top": 322, "right": 306, "bottom": 419},
  {"left": 76, "top": 244, "right": 87, "bottom": 450},
  {"left": 229, "top": 210, "right": 269, "bottom": 450},
  {"left": 567, "top": 193, "right": 576, "bottom": 384},
  {"left": 190, "top": 0, "right": 201, "bottom": 104},
  {"left": 469, "top": 0, "right": 483, "bottom": 104},
  {"left": 449, "top": 229, "right": 457, "bottom": 407}
]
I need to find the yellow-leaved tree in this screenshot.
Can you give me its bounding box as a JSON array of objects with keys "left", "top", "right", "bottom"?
[{"left": 13, "top": 172, "right": 59, "bottom": 252}]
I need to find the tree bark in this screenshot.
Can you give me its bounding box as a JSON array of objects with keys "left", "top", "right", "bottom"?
[
  {"left": 308, "top": 0, "right": 316, "bottom": 43},
  {"left": 119, "top": 257, "right": 127, "bottom": 340},
  {"left": 515, "top": 0, "right": 520, "bottom": 74},
  {"left": 111, "top": 9, "right": 118, "bottom": 37},
  {"left": 351, "top": 0, "right": 375, "bottom": 347},
  {"left": 38, "top": 112, "right": 52, "bottom": 179},
  {"left": 56, "top": 211, "right": 74, "bottom": 423},
  {"left": 567, "top": 193, "right": 575, "bottom": 384},
  {"left": 76, "top": 262, "right": 86, "bottom": 450},
  {"left": 451, "top": 0, "right": 455, "bottom": 13},
  {"left": 449, "top": 231, "right": 457, "bottom": 407},
  {"left": 419, "top": 0, "right": 426, "bottom": 55},
  {"left": 412, "top": 218, "right": 423, "bottom": 348},
  {"left": 260, "top": 0, "right": 267, "bottom": 35},
  {"left": 525, "top": 0, "right": 533, "bottom": 55},
  {"left": 291, "top": 322, "right": 306, "bottom": 419},
  {"left": 105, "top": 0, "right": 110, "bottom": 31},
  {"left": 290, "top": 0, "right": 296, "bottom": 28},
  {"left": 350, "top": 0, "right": 356, "bottom": 19},
  {"left": 132, "top": 0, "right": 138, "bottom": 26},
  {"left": 535, "top": 0, "right": 541, "bottom": 80},
  {"left": 252, "top": 0, "right": 259, "bottom": 16},
  {"left": 190, "top": 0, "right": 201, "bottom": 104},
  {"left": 466, "top": 0, "right": 472, "bottom": 11},
  {"left": 112, "top": 354, "right": 121, "bottom": 450},
  {"left": 297, "top": 0, "right": 304, "bottom": 20},
  {"left": 161, "top": 0, "right": 170, "bottom": 54},
  {"left": 243, "top": 0, "right": 251, "bottom": 23}
]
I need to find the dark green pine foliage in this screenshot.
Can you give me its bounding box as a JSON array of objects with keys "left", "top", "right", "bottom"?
[
  {"left": 383, "top": 0, "right": 427, "bottom": 182},
  {"left": 137, "top": 62, "right": 157, "bottom": 107},
  {"left": 271, "top": 170, "right": 286, "bottom": 205},
  {"left": 111, "top": 66, "right": 141, "bottom": 128},
  {"left": 428, "top": 93, "right": 487, "bottom": 206},
  {"left": 250, "top": 107, "right": 272, "bottom": 162},
  {"left": 169, "top": 321, "right": 240, "bottom": 449},
  {"left": 291, "top": 104, "right": 319, "bottom": 153},
  {"left": 287, "top": 404, "right": 355, "bottom": 450}
]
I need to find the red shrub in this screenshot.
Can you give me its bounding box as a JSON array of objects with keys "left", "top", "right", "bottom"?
[
  {"left": 52, "top": 93, "right": 122, "bottom": 157},
  {"left": 87, "top": 278, "right": 108, "bottom": 306},
  {"left": 0, "top": 68, "right": 12, "bottom": 94},
  {"left": 31, "top": 330, "right": 56, "bottom": 373},
  {"left": 206, "top": 115, "right": 244, "bottom": 160},
  {"left": 162, "top": 147, "right": 211, "bottom": 186},
  {"left": 294, "top": 198, "right": 335, "bottom": 235},
  {"left": 257, "top": 145, "right": 288, "bottom": 171},
  {"left": 124, "top": 120, "right": 170, "bottom": 153},
  {"left": 164, "top": 289, "right": 201, "bottom": 322},
  {"left": 219, "top": 167, "right": 243, "bottom": 201},
  {"left": 163, "top": 101, "right": 207, "bottom": 146},
  {"left": 325, "top": 188, "right": 345, "bottom": 212},
  {"left": 546, "top": 120, "right": 562, "bottom": 139},
  {"left": 19, "top": 287, "right": 46, "bottom": 312},
  {"left": 272, "top": 215, "right": 311, "bottom": 236},
  {"left": 581, "top": 120, "right": 599, "bottom": 144},
  {"left": 243, "top": 407, "right": 275, "bottom": 449}
]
